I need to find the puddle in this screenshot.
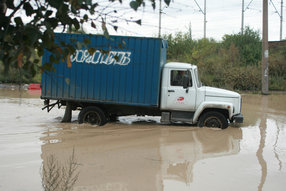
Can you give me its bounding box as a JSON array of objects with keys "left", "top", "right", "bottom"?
[{"left": 0, "top": 90, "right": 286, "bottom": 191}]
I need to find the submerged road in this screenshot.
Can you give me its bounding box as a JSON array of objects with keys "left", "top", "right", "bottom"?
[{"left": 0, "top": 89, "right": 286, "bottom": 191}]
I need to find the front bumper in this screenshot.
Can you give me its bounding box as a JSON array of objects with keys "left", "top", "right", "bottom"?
[{"left": 232, "top": 113, "right": 244, "bottom": 123}]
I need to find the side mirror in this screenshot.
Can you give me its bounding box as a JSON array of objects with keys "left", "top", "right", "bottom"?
[{"left": 183, "top": 75, "right": 189, "bottom": 89}]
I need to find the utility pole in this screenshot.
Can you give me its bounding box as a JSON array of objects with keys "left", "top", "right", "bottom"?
[
  {"left": 270, "top": 0, "right": 284, "bottom": 40},
  {"left": 194, "top": 0, "right": 206, "bottom": 38},
  {"left": 159, "top": 0, "right": 162, "bottom": 38},
  {"left": 203, "top": 0, "right": 206, "bottom": 38},
  {"left": 262, "top": 0, "right": 269, "bottom": 95},
  {"left": 280, "top": 0, "right": 283, "bottom": 40},
  {"left": 241, "top": 0, "right": 254, "bottom": 34},
  {"left": 241, "top": 0, "right": 245, "bottom": 34}
]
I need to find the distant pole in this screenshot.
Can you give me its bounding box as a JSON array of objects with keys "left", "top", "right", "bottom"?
[
  {"left": 241, "top": 0, "right": 245, "bottom": 34},
  {"left": 280, "top": 0, "right": 283, "bottom": 40},
  {"left": 159, "top": 0, "right": 162, "bottom": 38},
  {"left": 262, "top": 0, "right": 269, "bottom": 95},
  {"left": 204, "top": 0, "right": 206, "bottom": 38},
  {"left": 194, "top": 0, "right": 206, "bottom": 38}
]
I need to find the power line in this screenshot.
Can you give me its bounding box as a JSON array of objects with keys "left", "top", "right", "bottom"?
[
  {"left": 269, "top": 0, "right": 283, "bottom": 40},
  {"left": 270, "top": 0, "right": 281, "bottom": 16}
]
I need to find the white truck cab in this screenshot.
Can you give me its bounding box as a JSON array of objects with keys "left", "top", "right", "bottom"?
[{"left": 160, "top": 62, "right": 243, "bottom": 129}]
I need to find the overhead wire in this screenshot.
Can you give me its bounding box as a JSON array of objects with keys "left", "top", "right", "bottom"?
[{"left": 84, "top": 0, "right": 284, "bottom": 38}]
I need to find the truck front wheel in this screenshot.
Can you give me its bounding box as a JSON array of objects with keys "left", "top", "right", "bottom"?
[
  {"left": 78, "top": 106, "right": 107, "bottom": 126},
  {"left": 198, "top": 111, "right": 228, "bottom": 129}
]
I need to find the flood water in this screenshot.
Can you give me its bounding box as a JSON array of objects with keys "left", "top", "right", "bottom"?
[{"left": 0, "top": 89, "right": 286, "bottom": 191}]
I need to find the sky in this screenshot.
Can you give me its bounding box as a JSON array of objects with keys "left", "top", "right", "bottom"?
[
  {"left": 81, "top": 0, "right": 286, "bottom": 41},
  {"left": 10, "top": 0, "right": 286, "bottom": 41}
]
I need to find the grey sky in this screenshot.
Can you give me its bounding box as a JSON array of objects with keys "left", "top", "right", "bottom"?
[
  {"left": 88, "top": 0, "right": 285, "bottom": 41},
  {"left": 12, "top": 0, "right": 285, "bottom": 41}
]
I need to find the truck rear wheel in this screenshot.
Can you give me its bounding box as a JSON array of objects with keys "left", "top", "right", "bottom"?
[
  {"left": 198, "top": 111, "right": 228, "bottom": 129},
  {"left": 78, "top": 106, "right": 107, "bottom": 126}
]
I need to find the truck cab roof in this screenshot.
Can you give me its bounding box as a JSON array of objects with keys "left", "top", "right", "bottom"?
[{"left": 165, "top": 62, "right": 197, "bottom": 70}]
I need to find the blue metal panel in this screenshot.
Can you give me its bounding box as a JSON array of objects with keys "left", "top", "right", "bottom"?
[
  {"left": 131, "top": 38, "right": 140, "bottom": 104},
  {"left": 145, "top": 39, "right": 154, "bottom": 105},
  {"left": 124, "top": 37, "right": 133, "bottom": 103},
  {"left": 41, "top": 33, "right": 167, "bottom": 107}
]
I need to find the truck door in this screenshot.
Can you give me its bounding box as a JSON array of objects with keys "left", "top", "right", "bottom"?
[{"left": 165, "top": 69, "right": 196, "bottom": 111}]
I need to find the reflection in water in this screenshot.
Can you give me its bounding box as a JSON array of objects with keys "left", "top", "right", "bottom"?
[
  {"left": 274, "top": 121, "right": 282, "bottom": 171},
  {"left": 40, "top": 122, "right": 242, "bottom": 191},
  {"left": 160, "top": 128, "right": 242, "bottom": 189},
  {"left": 257, "top": 96, "right": 268, "bottom": 191}
]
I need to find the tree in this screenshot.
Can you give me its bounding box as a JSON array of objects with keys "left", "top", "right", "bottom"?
[
  {"left": 222, "top": 26, "right": 261, "bottom": 66},
  {"left": 0, "top": 0, "right": 171, "bottom": 79}
]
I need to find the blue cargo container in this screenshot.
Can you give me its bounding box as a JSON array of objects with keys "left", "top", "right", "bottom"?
[{"left": 41, "top": 33, "right": 167, "bottom": 108}]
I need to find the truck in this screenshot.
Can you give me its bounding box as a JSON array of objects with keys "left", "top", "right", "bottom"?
[{"left": 41, "top": 33, "right": 243, "bottom": 129}]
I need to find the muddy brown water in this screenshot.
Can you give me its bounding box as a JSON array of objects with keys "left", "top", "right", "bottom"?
[{"left": 0, "top": 89, "right": 286, "bottom": 191}]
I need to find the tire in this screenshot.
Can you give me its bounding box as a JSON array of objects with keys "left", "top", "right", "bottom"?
[
  {"left": 198, "top": 111, "right": 228, "bottom": 129},
  {"left": 78, "top": 106, "right": 107, "bottom": 126},
  {"left": 109, "top": 114, "right": 118, "bottom": 122}
]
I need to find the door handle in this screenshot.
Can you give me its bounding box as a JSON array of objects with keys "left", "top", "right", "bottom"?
[{"left": 168, "top": 90, "right": 175, "bottom": 92}]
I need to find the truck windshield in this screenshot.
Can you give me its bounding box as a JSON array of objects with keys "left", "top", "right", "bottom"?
[{"left": 194, "top": 69, "right": 202, "bottom": 87}]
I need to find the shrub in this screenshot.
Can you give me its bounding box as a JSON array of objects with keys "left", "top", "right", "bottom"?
[{"left": 222, "top": 26, "right": 261, "bottom": 66}]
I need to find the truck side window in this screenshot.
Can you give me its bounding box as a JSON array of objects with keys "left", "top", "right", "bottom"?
[{"left": 171, "top": 70, "right": 192, "bottom": 87}]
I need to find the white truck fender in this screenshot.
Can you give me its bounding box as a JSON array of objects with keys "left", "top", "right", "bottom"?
[{"left": 192, "top": 101, "right": 234, "bottom": 123}]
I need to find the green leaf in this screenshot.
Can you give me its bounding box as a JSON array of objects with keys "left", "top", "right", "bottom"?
[
  {"left": 86, "top": 0, "right": 92, "bottom": 5},
  {"left": 114, "top": 55, "right": 119, "bottom": 61},
  {"left": 135, "top": 19, "right": 141, "bottom": 25},
  {"left": 48, "top": 0, "right": 62, "bottom": 9},
  {"left": 164, "top": 0, "right": 171, "bottom": 6},
  {"left": 91, "top": 21, "right": 96, "bottom": 29},
  {"left": 33, "top": 59, "right": 40, "bottom": 64},
  {"left": 73, "top": 18, "right": 80, "bottom": 30},
  {"left": 151, "top": 1, "right": 155, "bottom": 9},
  {"left": 89, "top": 3, "right": 98, "bottom": 14},
  {"left": 83, "top": 38, "right": 91, "bottom": 45},
  {"left": 3, "top": 34, "right": 12, "bottom": 43},
  {"left": 38, "top": 47, "right": 44, "bottom": 57},
  {"left": 130, "top": 1, "right": 139, "bottom": 11},
  {"left": 14, "top": 17, "right": 23, "bottom": 26},
  {"left": 113, "top": 26, "right": 118, "bottom": 31},
  {"left": 46, "top": 18, "right": 58, "bottom": 28},
  {"left": 45, "top": 10, "right": 53, "bottom": 17},
  {"left": 23, "top": 2, "right": 34, "bottom": 16},
  {"left": 88, "top": 48, "right": 96, "bottom": 55},
  {"left": 83, "top": 14, "right": 88, "bottom": 20},
  {"left": 24, "top": 26, "right": 41, "bottom": 44},
  {"left": 6, "top": 1, "right": 15, "bottom": 9}
]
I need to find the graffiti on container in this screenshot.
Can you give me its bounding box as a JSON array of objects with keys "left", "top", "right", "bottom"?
[{"left": 70, "top": 50, "right": 131, "bottom": 66}]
